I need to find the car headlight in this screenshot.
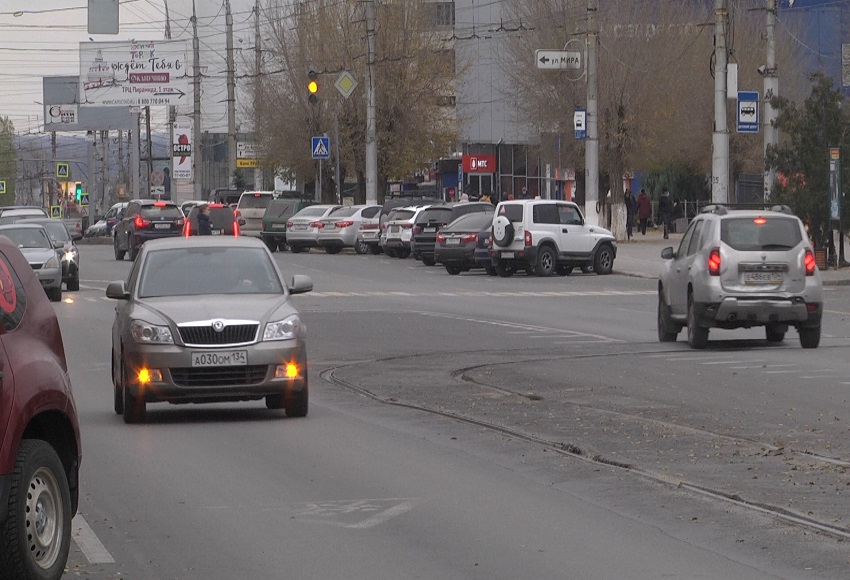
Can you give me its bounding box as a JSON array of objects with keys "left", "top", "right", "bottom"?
[
  {"left": 44, "top": 255, "right": 59, "bottom": 269},
  {"left": 130, "top": 320, "right": 174, "bottom": 344},
  {"left": 63, "top": 248, "right": 78, "bottom": 262},
  {"left": 263, "top": 314, "right": 303, "bottom": 341}
]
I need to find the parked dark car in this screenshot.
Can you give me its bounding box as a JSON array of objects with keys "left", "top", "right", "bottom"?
[
  {"left": 113, "top": 200, "right": 185, "bottom": 261},
  {"left": 0, "top": 235, "right": 81, "bottom": 579},
  {"left": 183, "top": 203, "right": 242, "bottom": 237},
  {"left": 261, "top": 198, "right": 317, "bottom": 252},
  {"left": 412, "top": 202, "right": 494, "bottom": 266},
  {"left": 434, "top": 211, "right": 497, "bottom": 275},
  {"left": 18, "top": 217, "right": 83, "bottom": 291}
]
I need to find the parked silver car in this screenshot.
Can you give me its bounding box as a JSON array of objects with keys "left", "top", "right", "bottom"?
[
  {"left": 285, "top": 204, "right": 343, "bottom": 253},
  {"left": 317, "top": 204, "right": 382, "bottom": 254},
  {"left": 383, "top": 205, "right": 430, "bottom": 259},
  {"left": 0, "top": 224, "right": 63, "bottom": 301},
  {"left": 658, "top": 204, "right": 823, "bottom": 349},
  {"left": 106, "top": 236, "right": 313, "bottom": 423}
]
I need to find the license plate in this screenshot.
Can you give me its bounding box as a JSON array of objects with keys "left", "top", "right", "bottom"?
[
  {"left": 501, "top": 251, "right": 515, "bottom": 259},
  {"left": 325, "top": 224, "right": 336, "bottom": 230},
  {"left": 191, "top": 350, "right": 248, "bottom": 367},
  {"left": 446, "top": 238, "right": 460, "bottom": 245},
  {"left": 390, "top": 226, "right": 399, "bottom": 233},
  {"left": 424, "top": 227, "right": 436, "bottom": 233},
  {"left": 744, "top": 272, "right": 782, "bottom": 285},
  {"left": 154, "top": 223, "right": 171, "bottom": 229},
  {"left": 361, "top": 232, "right": 377, "bottom": 239},
  {"left": 211, "top": 229, "right": 221, "bottom": 235},
  {"left": 292, "top": 224, "right": 307, "bottom": 230}
]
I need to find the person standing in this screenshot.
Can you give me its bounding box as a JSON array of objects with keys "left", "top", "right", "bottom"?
[
  {"left": 197, "top": 203, "right": 212, "bottom": 236},
  {"left": 658, "top": 187, "right": 674, "bottom": 239},
  {"left": 636, "top": 188, "right": 652, "bottom": 235},
  {"left": 624, "top": 190, "right": 636, "bottom": 240}
]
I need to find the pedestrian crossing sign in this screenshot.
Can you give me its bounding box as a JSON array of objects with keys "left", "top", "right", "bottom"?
[
  {"left": 56, "top": 162, "right": 70, "bottom": 179},
  {"left": 80, "top": 193, "right": 89, "bottom": 206},
  {"left": 0, "top": 181, "right": 5, "bottom": 194},
  {"left": 50, "top": 205, "right": 61, "bottom": 219},
  {"left": 311, "top": 136, "right": 330, "bottom": 160}
]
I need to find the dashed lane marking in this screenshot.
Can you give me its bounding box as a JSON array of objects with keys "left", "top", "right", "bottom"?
[{"left": 72, "top": 514, "right": 114, "bottom": 564}]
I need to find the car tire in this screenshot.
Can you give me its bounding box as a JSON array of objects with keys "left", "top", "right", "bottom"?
[
  {"left": 799, "top": 325, "right": 821, "bottom": 349},
  {"left": 397, "top": 248, "right": 410, "bottom": 259},
  {"left": 422, "top": 255, "right": 436, "bottom": 266},
  {"left": 556, "top": 265, "right": 573, "bottom": 276},
  {"left": 66, "top": 276, "right": 80, "bottom": 292},
  {"left": 535, "top": 245, "right": 557, "bottom": 277},
  {"left": 593, "top": 244, "right": 614, "bottom": 275},
  {"left": 495, "top": 262, "right": 516, "bottom": 278},
  {"left": 485, "top": 266, "right": 497, "bottom": 276},
  {"left": 289, "top": 245, "right": 303, "bottom": 254},
  {"left": 283, "top": 386, "right": 309, "bottom": 418},
  {"left": 445, "top": 264, "right": 462, "bottom": 275},
  {"left": 355, "top": 239, "right": 369, "bottom": 254},
  {"left": 264, "top": 238, "right": 277, "bottom": 253},
  {"left": 277, "top": 241, "right": 288, "bottom": 252},
  {"left": 324, "top": 245, "right": 342, "bottom": 255},
  {"left": 128, "top": 241, "right": 139, "bottom": 261},
  {"left": 492, "top": 216, "right": 514, "bottom": 247},
  {"left": 765, "top": 323, "right": 787, "bottom": 343},
  {"left": 385, "top": 248, "right": 397, "bottom": 258},
  {"left": 0, "top": 440, "right": 71, "bottom": 580},
  {"left": 657, "top": 292, "right": 679, "bottom": 342},
  {"left": 122, "top": 371, "right": 145, "bottom": 424},
  {"left": 687, "top": 296, "right": 709, "bottom": 349},
  {"left": 114, "top": 238, "right": 125, "bottom": 261},
  {"left": 48, "top": 287, "right": 62, "bottom": 303},
  {"left": 369, "top": 245, "right": 382, "bottom": 255}
]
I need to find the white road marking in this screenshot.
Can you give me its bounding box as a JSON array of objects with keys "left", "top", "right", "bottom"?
[
  {"left": 72, "top": 514, "right": 115, "bottom": 564},
  {"left": 305, "top": 290, "right": 656, "bottom": 298},
  {"left": 292, "top": 498, "right": 419, "bottom": 529}
]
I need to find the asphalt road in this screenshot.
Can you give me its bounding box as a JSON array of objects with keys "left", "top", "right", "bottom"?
[{"left": 60, "top": 244, "right": 850, "bottom": 579}]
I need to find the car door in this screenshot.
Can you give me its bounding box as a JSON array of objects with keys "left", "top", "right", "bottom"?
[
  {"left": 668, "top": 218, "right": 705, "bottom": 316},
  {"left": 556, "top": 203, "right": 595, "bottom": 256},
  {"left": 118, "top": 203, "right": 139, "bottom": 250}
]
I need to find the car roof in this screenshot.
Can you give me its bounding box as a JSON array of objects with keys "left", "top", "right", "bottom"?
[
  {"left": 0, "top": 223, "right": 48, "bottom": 230},
  {"left": 142, "top": 235, "right": 267, "bottom": 252}
]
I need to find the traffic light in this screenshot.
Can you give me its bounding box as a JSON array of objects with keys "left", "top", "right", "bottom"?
[
  {"left": 307, "top": 70, "right": 318, "bottom": 105},
  {"left": 74, "top": 182, "right": 82, "bottom": 202}
]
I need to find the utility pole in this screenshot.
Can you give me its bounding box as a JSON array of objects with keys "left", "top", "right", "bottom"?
[
  {"left": 365, "top": 0, "right": 377, "bottom": 205},
  {"left": 254, "top": 0, "right": 263, "bottom": 190},
  {"left": 225, "top": 0, "right": 237, "bottom": 188},
  {"left": 145, "top": 105, "right": 153, "bottom": 198},
  {"left": 763, "top": 0, "right": 779, "bottom": 201},
  {"left": 101, "top": 130, "right": 108, "bottom": 213},
  {"left": 712, "top": 0, "right": 730, "bottom": 204},
  {"left": 192, "top": 0, "right": 202, "bottom": 199},
  {"left": 165, "top": 0, "right": 174, "bottom": 202},
  {"left": 50, "top": 131, "right": 56, "bottom": 207},
  {"left": 585, "top": 0, "right": 599, "bottom": 226}
]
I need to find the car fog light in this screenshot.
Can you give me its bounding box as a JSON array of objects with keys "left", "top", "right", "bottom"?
[
  {"left": 275, "top": 363, "right": 299, "bottom": 379},
  {"left": 138, "top": 368, "right": 162, "bottom": 383}
]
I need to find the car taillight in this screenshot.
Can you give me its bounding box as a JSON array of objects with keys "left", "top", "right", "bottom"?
[
  {"left": 360, "top": 223, "right": 379, "bottom": 230},
  {"left": 134, "top": 215, "right": 150, "bottom": 228},
  {"left": 310, "top": 221, "right": 324, "bottom": 229},
  {"left": 182, "top": 220, "right": 191, "bottom": 237},
  {"left": 488, "top": 233, "right": 493, "bottom": 247},
  {"left": 436, "top": 233, "right": 446, "bottom": 243},
  {"left": 708, "top": 247, "right": 721, "bottom": 275},
  {"left": 524, "top": 230, "right": 532, "bottom": 247},
  {"left": 335, "top": 220, "right": 354, "bottom": 228},
  {"left": 461, "top": 233, "right": 477, "bottom": 243},
  {"left": 233, "top": 220, "right": 240, "bottom": 236},
  {"left": 154, "top": 201, "right": 167, "bottom": 207},
  {"left": 286, "top": 221, "right": 293, "bottom": 228},
  {"left": 804, "top": 248, "right": 816, "bottom": 276}
]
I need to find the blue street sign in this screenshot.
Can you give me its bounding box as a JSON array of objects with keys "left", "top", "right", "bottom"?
[
  {"left": 737, "top": 91, "right": 759, "bottom": 133},
  {"left": 311, "top": 136, "right": 330, "bottom": 160}
]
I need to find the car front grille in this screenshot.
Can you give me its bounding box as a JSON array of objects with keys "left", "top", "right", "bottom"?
[
  {"left": 178, "top": 323, "right": 259, "bottom": 346},
  {"left": 171, "top": 365, "right": 268, "bottom": 387}
]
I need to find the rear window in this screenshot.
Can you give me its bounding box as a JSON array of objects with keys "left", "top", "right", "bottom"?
[
  {"left": 720, "top": 217, "right": 803, "bottom": 251},
  {"left": 209, "top": 208, "right": 236, "bottom": 228},
  {"left": 417, "top": 207, "right": 452, "bottom": 223},
  {"left": 451, "top": 203, "right": 494, "bottom": 220},
  {"left": 266, "top": 200, "right": 299, "bottom": 219},
  {"left": 294, "top": 206, "right": 331, "bottom": 218},
  {"left": 391, "top": 210, "right": 416, "bottom": 221},
  {"left": 238, "top": 193, "right": 274, "bottom": 209},
  {"left": 445, "top": 212, "right": 492, "bottom": 232},
  {"left": 329, "top": 206, "right": 358, "bottom": 218},
  {"left": 497, "top": 204, "right": 524, "bottom": 222},
  {"left": 141, "top": 205, "right": 183, "bottom": 219}
]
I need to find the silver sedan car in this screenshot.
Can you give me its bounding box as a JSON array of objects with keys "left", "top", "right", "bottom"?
[
  {"left": 0, "top": 224, "right": 63, "bottom": 302},
  {"left": 107, "top": 236, "right": 313, "bottom": 423},
  {"left": 285, "top": 204, "right": 343, "bottom": 253},
  {"left": 316, "top": 204, "right": 382, "bottom": 254}
]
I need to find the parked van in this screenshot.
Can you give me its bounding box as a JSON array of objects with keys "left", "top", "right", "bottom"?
[{"left": 236, "top": 191, "right": 275, "bottom": 237}]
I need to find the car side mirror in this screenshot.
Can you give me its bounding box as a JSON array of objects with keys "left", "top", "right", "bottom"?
[
  {"left": 289, "top": 274, "right": 313, "bottom": 295},
  {"left": 52, "top": 240, "right": 64, "bottom": 249},
  {"left": 105, "top": 280, "right": 129, "bottom": 300},
  {"left": 661, "top": 247, "right": 675, "bottom": 260}
]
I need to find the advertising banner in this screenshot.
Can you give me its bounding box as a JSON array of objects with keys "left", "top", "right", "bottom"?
[
  {"left": 462, "top": 154, "right": 496, "bottom": 173},
  {"left": 80, "top": 40, "right": 189, "bottom": 107},
  {"left": 172, "top": 117, "right": 193, "bottom": 182}
]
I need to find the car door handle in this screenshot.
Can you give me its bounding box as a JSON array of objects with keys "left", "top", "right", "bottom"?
[{"left": 562, "top": 228, "right": 568, "bottom": 233}]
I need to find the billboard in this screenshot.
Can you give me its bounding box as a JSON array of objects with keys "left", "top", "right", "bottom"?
[
  {"left": 43, "top": 76, "right": 135, "bottom": 132},
  {"left": 79, "top": 40, "right": 190, "bottom": 107},
  {"left": 172, "top": 117, "right": 193, "bottom": 182}
]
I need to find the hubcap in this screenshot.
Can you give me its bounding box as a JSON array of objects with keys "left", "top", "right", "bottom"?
[{"left": 26, "top": 467, "right": 63, "bottom": 569}]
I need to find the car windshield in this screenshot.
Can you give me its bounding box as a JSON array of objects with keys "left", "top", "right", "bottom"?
[
  {"left": 445, "top": 212, "right": 493, "bottom": 232},
  {"left": 138, "top": 247, "right": 284, "bottom": 298},
  {"left": 1, "top": 227, "right": 51, "bottom": 249},
  {"left": 239, "top": 194, "right": 273, "bottom": 208},
  {"left": 720, "top": 217, "right": 802, "bottom": 251},
  {"left": 141, "top": 205, "right": 183, "bottom": 219},
  {"left": 25, "top": 221, "right": 70, "bottom": 242},
  {"left": 328, "top": 206, "right": 358, "bottom": 218}
]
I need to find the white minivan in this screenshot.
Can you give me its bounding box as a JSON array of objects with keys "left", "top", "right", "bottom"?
[{"left": 236, "top": 191, "right": 275, "bottom": 237}]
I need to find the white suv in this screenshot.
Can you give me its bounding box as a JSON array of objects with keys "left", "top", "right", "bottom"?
[{"left": 490, "top": 199, "right": 617, "bottom": 277}]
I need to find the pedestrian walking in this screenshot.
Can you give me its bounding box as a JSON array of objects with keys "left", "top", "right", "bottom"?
[
  {"left": 658, "top": 187, "right": 674, "bottom": 239},
  {"left": 636, "top": 188, "right": 652, "bottom": 235},
  {"left": 624, "top": 190, "right": 636, "bottom": 240}
]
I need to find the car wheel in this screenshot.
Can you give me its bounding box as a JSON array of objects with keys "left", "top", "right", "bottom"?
[
  {"left": 485, "top": 266, "right": 497, "bottom": 276},
  {"left": 277, "top": 241, "right": 288, "bottom": 252},
  {"left": 492, "top": 216, "right": 514, "bottom": 247},
  {"left": 657, "top": 292, "right": 679, "bottom": 342},
  {"left": 397, "top": 248, "right": 410, "bottom": 259},
  {"left": 422, "top": 255, "right": 436, "bottom": 266},
  {"left": 369, "top": 245, "right": 382, "bottom": 255},
  {"left": 384, "top": 248, "right": 397, "bottom": 258},
  {"left": 324, "top": 245, "right": 342, "bottom": 255},
  {"left": 264, "top": 238, "right": 277, "bottom": 253},
  {"left": 285, "top": 388, "right": 309, "bottom": 418},
  {"left": 122, "top": 367, "right": 145, "bottom": 424},
  {"left": 66, "top": 275, "right": 80, "bottom": 292},
  {"left": 128, "top": 240, "right": 139, "bottom": 261},
  {"left": 0, "top": 440, "right": 71, "bottom": 580},
  {"left": 445, "top": 264, "right": 462, "bottom": 275},
  {"left": 114, "top": 238, "right": 125, "bottom": 260},
  {"left": 535, "top": 245, "right": 557, "bottom": 276},
  {"left": 799, "top": 325, "right": 821, "bottom": 349},
  {"left": 593, "top": 244, "right": 614, "bottom": 275},
  {"left": 289, "top": 245, "right": 303, "bottom": 254},
  {"left": 48, "top": 287, "right": 62, "bottom": 302},
  {"left": 355, "top": 239, "right": 369, "bottom": 254},
  {"left": 556, "top": 265, "right": 573, "bottom": 276},
  {"left": 765, "top": 323, "right": 787, "bottom": 343},
  {"left": 495, "top": 262, "right": 516, "bottom": 278},
  {"left": 687, "top": 296, "right": 709, "bottom": 349}
]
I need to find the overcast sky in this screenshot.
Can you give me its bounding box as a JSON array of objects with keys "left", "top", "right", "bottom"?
[{"left": 0, "top": 0, "right": 258, "bottom": 135}]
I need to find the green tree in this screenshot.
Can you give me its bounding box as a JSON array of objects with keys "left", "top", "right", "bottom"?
[
  {"left": 0, "top": 117, "right": 15, "bottom": 205},
  {"left": 766, "top": 73, "right": 849, "bottom": 249}
]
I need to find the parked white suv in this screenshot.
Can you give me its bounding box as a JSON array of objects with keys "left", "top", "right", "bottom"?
[{"left": 490, "top": 199, "right": 617, "bottom": 277}]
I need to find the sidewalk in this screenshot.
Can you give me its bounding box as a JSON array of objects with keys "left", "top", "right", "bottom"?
[{"left": 613, "top": 228, "right": 850, "bottom": 286}]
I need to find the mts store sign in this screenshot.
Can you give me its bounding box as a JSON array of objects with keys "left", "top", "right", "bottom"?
[{"left": 462, "top": 154, "right": 496, "bottom": 173}]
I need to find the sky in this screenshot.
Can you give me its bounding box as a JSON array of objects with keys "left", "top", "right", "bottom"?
[{"left": 0, "top": 0, "right": 259, "bottom": 136}]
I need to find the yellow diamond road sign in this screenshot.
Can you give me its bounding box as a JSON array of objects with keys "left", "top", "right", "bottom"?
[{"left": 335, "top": 71, "right": 358, "bottom": 99}]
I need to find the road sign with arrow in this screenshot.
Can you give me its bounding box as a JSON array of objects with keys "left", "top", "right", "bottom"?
[{"left": 535, "top": 49, "right": 582, "bottom": 70}]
